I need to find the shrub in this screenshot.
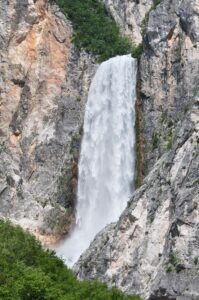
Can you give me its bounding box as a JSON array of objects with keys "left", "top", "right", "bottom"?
[
  {"left": 0, "top": 220, "right": 141, "bottom": 300},
  {"left": 56, "top": 0, "right": 141, "bottom": 61},
  {"left": 132, "top": 43, "right": 144, "bottom": 60}
]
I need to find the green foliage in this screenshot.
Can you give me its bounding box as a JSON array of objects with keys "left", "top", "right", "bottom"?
[
  {"left": 194, "top": 257, "right": 198, "bottom": 265},
  {"left": 56, "top": 0, "right": 136, "bottom": 61},
  {"left": 161, "top": 111, "right": 168, "bottom": 124},
  {"left": 167, "top": 128, "right": 173, "bottom": 150},
  {"left": 169, "top": 253, "right": 179, "bottom": 266},
  {"left": 153, "top": 0, "right": 161, "bottom": 8},
  {"left": 166, "top": 252, "right": 185, "bottom": 274},
  {"left": 183, "top": 104, "right": 190, "bottom": 115},
  {"left": 167, "top": 136, "right": 173, "bottom": 150},
  {"left": 76, "top": 96, "right": 81, "bottom": 102},
  {"left": 152, "top": 132, "right": 159, "bottom": 150},
  {"left": 132, "top": 43, "right": 144, "bottom": 60},
  {"left": 166, "top": 265, "right": 172, "bottom": 273},
  {"left": 0, "top": 220, "right": 141, "bottom": 300},
  {"left": 168, "top": 119, "right": 174, "bottom": 128}
]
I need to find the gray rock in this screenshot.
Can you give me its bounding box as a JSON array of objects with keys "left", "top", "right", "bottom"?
[
  {"left": 74, "top": 100, "right": 199, "bottom": 299},
  {"left": 101, "top": 0, "right": 153, "bottom": 45},
  {"left": 0, "top": 0, "right": 96, "bottom": 244},
  {"left": 140, "top": 0, "right": 199, "bottom": 174}
]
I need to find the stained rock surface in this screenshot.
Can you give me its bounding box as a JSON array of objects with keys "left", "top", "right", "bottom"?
[{"left": 0, "top": 0, "right": 95, "bottom": 244}]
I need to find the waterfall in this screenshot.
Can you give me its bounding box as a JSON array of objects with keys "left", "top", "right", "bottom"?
[{"left": 56, "top": 55, "right": 137, "bottom": 267}]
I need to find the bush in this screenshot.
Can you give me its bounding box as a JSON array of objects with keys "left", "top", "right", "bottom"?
[
  {"left": 0, "top": 220, "right": 141, "bottom": 300},
  {"left": 56, "top": 0, "right": 142, "bottom": 61}
]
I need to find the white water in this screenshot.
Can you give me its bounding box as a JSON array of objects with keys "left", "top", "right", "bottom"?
[{"left": 56, "top": 55, "right": 137, "bottom": 267}]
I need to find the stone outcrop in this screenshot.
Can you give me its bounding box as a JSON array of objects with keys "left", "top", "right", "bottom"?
[
  {"left": 74, "top": 0, "right": 199, "bottom": 299},
  {"left": 0, "top": 0, "right": 96, "bottom": 245}
]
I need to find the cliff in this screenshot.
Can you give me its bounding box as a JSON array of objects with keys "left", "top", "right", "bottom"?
[
  {"left": 0, "top": 0, "right": 95, "bottom": 245},
  {"left": 74, "top": 100, "right": 199, "bottom": 299},
  {"left": 74, "top": 0, "right": 199, "bottom": 299},
  {"left": 0, "top": 0, "right": 199, "bottom": 299}
]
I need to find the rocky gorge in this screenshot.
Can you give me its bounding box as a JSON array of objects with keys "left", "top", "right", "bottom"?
[{"left": 0, "top": 0, "right": 199, "bottom": 299}]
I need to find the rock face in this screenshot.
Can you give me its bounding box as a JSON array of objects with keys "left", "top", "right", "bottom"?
[
  {"left": 74, "top": 99, "right": 199, "bottom": 299},
  {"left": 1, "top": 0, "right": 199, "bottom": 298},
  {"left": 0, "top": 0, "right": 96, "bottom": 244},
  {"left": 102, "top": 0, "right": 153, "bottom": 45},
  {"left": 74, "top": 0, "right": 199, "bottom": 299},
  {"left": 141, "top": 0, "right": 199, "bottom": 174}
]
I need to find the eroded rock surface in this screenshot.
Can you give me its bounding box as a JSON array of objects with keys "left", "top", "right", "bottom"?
[
  {"left": 0, "top": 0, "right": 96, "bottom": 245},
  {"left": 74, "top": 99, "right": 199, "bottom": 299},
  {"left": 102, "top": 0, "right": 153, "bottom": 44},
  {"left": 141, "top": 0, "right": 199, "bottom": 173}
]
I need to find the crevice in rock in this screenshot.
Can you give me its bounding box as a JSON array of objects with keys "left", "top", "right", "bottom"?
[{"left": 135, "top": 64, "right": 145, "bottom": 187}]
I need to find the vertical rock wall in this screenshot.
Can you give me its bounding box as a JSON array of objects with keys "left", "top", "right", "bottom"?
[
  {"left": 102, "top": 0, "right": 153, "bottom": 45},
  {"left": 0, "top": 0, "right": 96, "bottom": 244},
  {"left": 141, "top": 0, "right": 199, "bottom": 173}
]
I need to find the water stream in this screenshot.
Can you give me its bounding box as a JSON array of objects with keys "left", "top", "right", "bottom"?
[{"left": 56, "top": 55, "right": 137, "bottom": 267}]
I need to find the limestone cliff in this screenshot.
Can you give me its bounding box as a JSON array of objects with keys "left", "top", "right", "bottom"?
[
  {"left": 0, "top": 0, "right": 96, "bottom": 245},
  {"left": 102, "top": 0, "right": 153, "bottom": 45},
  {"left": 1, "top": 0, "right": 199, "bottom": 298},
  {"left": 74, "top": 0, "right": 199, "bottom": 299},
  {"left": 74, "top": 100, "right": 199, "bottom": 299},
  {"left": 141, "top": 0, "right": 199, "bottom": 174}
]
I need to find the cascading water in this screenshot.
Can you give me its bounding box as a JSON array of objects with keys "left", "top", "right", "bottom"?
[{"left": 56, "top": 54, "right": 137, "bottom": 267}]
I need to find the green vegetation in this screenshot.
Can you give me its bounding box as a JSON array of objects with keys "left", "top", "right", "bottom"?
[
  {"left": 168, "top": 119, "right": 174, "bottom": 128},
  {"left": 0, "top": 220, "right": 141, "bottom": 300},
  {"left": 132, "top": 43, "right": 144, "bottom": 60},
  {"left": 167, "top": 136, "right": 173, "bottom": 150},
  {"left": 56, "top": 0, "right": 142, "bottom": 61},
  {"left": 194, "top": 257, "right": 198, "bottom": 265},
  {"left": 152, "top": 131, "right": 159, "bottom": 150},
  {"left": 153, "top": 0, "right": 161, "bottom": 7},
  {"left": 167, "top": 127, "right": 173, "bottom": 150},
  {"left": 166, "top": 252, "right": 185, "bottom": 274}
]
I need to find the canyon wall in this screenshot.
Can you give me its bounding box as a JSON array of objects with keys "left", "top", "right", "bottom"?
[
  {"left": 1, "top": 0, "right": 199, "bottom": 298},
  {"left": 74, "top": 0, "right": 199, "bottom": 299},
  {"left": 0, "top": 0, "right": 96, "bottom": 244}
]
